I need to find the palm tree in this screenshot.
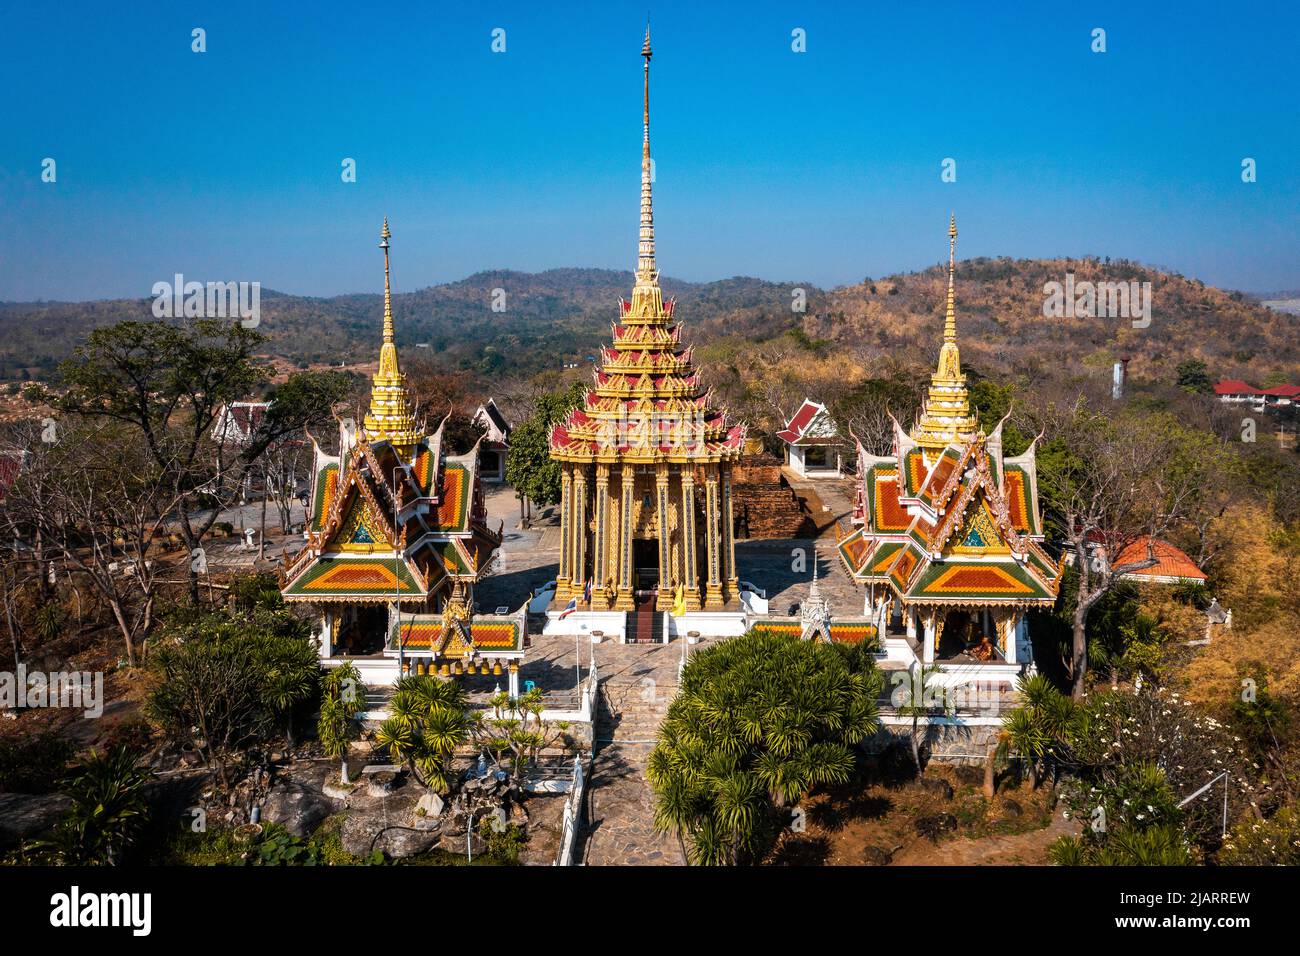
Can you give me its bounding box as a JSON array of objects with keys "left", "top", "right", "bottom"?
[
  {"left": 375, "top": 675, "right": 469, "bottom": 794},
  {"left": 318, "top": 662, "right": 365, "bottom": 784},
  {"left": 647, "top": 630, "right": 881, "bottom": 865},
  {"left": 892, "top": 663, "right": 950, "bottom": 781},
  {"left": 996, "top": 673, "right": 1080, "bottom": 789}
]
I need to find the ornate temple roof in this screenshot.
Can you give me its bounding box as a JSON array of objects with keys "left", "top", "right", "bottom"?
[
  {"left": 549, "top": 28, "right": 745, "bottom": 466},
  {"left": 282, "top": 223, "right": 501, "bottom": 604},
  {"left": 837, "top": 219, "right": 1063, "bottom": 608}
]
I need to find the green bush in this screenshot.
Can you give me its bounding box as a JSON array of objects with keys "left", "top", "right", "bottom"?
[{"left": 0, "top": 732, "right": 75, "bottom": 794}]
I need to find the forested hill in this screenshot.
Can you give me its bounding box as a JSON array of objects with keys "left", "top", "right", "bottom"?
[{"left": 2, "top": 260, "right": 1296, "bottom": 388}]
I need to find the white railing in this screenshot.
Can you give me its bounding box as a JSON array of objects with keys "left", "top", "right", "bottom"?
[
  {"left": 539, "top": 661, "right": 599, "bottom": 723},
  {"left": 554, "top": 754, "right": 588, "bottom": 866}
]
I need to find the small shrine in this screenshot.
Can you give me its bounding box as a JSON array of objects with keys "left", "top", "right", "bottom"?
[
  {"left": 836, "top": 218, "right": 1064, "bottom": 668},
  {"left": 280, "top": 221, "right": 519, "bottom": 688}
]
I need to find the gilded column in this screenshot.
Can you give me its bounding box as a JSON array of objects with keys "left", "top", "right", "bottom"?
[
  {"left": 593, "top": 463, "right": 610, "bottom": 605},
  {"left": 704, "top": 467, "right": 723, "bottom": 608},
  {"left": 556, "top": 464, "right": 572, "bottom": 601},
  {"left": 681, "top": 467, "right": 700, "bottom": 609},
  {"left": 722, "top": 463, "right": 737, "bottom": 600},
  {"left": 616, "top": 463, "right": 636, "bottom": 610},
  {"left": 571, "top": 466, "right": 588, "bottom": 598},
  {"left": 655, "top": 463, "right": 672, "bottom": 610}
]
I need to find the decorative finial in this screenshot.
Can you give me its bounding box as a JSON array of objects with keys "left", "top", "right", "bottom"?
[
  {"left": 381, "top": 218, "right": 394, "bottom": 345},
  {"left": 944, "top": 214, "right": 957, "bottom": 344},
  {"left": 636, "top": 25, "right": 657, "bottom": 286}
]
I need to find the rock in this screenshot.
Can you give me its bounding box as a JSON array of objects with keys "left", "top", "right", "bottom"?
[
  {"left": 860, "top": 845, "right": 893, "bottom": 866},
  {"left": 0, "top": 792, "right": 71, "bottom": 850},
  {"left": 416, "top": 792, "right": 445, "bottom": 818},
  {"left": 508, "top": 800, "right": 529, "bottom": 827},
  {"left": 261, "top": 783, "right": 335, "bottom": 838},
  {"left": 999, "top": 798, "right": 1023, "bottom": 819},
  {"left": 341, "top": 808, "right": 439, "bottom": 859},
  {"left": 366, "top": 771, "right": 399, "bottom": 798},
  {"left": 918, "top": 777, "right": 954, "bottom": 801},
  {"left": 323, "top": 780, "right": 355, "bottom": 800},
  {"left": 914, "top": 813, "right": 958, "bottom": 842}
]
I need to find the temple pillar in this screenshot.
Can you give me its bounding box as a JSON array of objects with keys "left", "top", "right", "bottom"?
[
  {"left": 922, "top": 611, "right": 937, "bottom": 664},
  {"left": 704, "top": 467, "right": 723, "bottom": 609},
  {"left": 556, "top": 464, "right": 572, "bottom": 601},
  {"left": 722, "top": 464, "right": 737, "bottom": 599},
  {"left": 655, "top": 463, "right": 673, "bottom": 610},
  {"left": 508, "top": 661, "right": 520, "bottom": 698},
  {"left": 681, "top": 468, "right": 701, "bottom": 610},
  {"left": 593, "top": 463, "right": 610, "bottom": 606},
  {"left": 616, "top": 463, "right": 636, "bottom": 610},
  {"left": 571, "top": 466, "right": 588, "bottom": 598}
]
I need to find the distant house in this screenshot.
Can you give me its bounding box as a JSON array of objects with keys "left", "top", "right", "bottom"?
[
  {"left": 211, "top": 401, "right": 270, "bottom": 447},
  {"left": 473, "top": 398, "right": 511, "bottom": 483},
  {"left": 1214, "top": 379, "right": 1300, "bottom": 410},
  {"left": 776, "top": 399, "right": 846, "bottom": 478},
  {"left": 1112, "top": 537, "right": 1206, "bottom": 585},
  {"left": 0, "top": 449, "right": 25, "bottom": 506}
]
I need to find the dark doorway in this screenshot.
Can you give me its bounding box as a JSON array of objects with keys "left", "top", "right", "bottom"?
[
  {"left": 338, "top": 605, "right": 388, "bottom": 656},
  {"left": 633, "top": 539, "right": 659, "bottom": 592}
]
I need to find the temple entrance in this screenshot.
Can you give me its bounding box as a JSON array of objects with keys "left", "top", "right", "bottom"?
[
  {"left": 633, "top": 539, "right": 659, "bottom": 592},
  {"left": 336, "top": 605, "right": 388, "bottom": 656},
  {"left": 938, "top": 609, "right": 998, "bottom": 661}
]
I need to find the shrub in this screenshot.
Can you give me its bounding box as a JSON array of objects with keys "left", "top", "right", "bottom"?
[{"left": 0, "top": 732, "right": 75, "bottom": 794}]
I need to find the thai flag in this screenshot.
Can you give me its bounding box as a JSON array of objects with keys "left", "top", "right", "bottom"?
[
  {"left": 558, "top": 596, "right": 578, "bottom": 619},
  {"left": 583, "top": 580, "right": 592, "bottom": 604}
]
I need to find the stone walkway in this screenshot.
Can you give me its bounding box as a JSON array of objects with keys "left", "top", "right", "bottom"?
[{"left": 578, "top": 641, "right": 689, "bottom": 866}]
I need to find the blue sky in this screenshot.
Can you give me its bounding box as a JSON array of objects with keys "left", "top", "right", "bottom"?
[{"left": 1, "top": 0, "right": 1296, "bottom": 301}]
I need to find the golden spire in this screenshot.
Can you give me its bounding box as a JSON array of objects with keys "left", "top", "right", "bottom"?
[
  {"left": 637, "top": 24, "right": 657, "bottom": 285},
  {"left": 363, "top": 218, "right": 422, "bottom": 452},
  {"left": 913, "top": 215, "right": 978, "bottom": 450}
]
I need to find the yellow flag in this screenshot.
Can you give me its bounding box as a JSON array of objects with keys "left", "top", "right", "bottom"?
[{"left": 671, "top": 584, "right": 687, "bottom": 618}]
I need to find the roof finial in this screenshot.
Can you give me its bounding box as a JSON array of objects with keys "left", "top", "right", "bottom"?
[
  {"left": 636, "top": 23, "right": 657, "bottom": 285},
  {"left": 381, "top": 217, "right": 394, "bottom": 345},
  {"left": 944, "top": 214, "right": 957, "bottom": 344}
]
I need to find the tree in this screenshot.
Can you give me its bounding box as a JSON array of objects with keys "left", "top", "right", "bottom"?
[
  {"left": 318, "top": 662, "right": 366, "bottom": 784},
  {"left": 1175, "top": 359, "right": 1213, "bottom": 395},
  {"left": 1038, "top": 404, "right": 1233, "bottom": 697},
  {"left": 473, "top": 687, "right": 570, "bottom": 781},
  {"left": 374, "top": 675, "right": 469, "bottom": 794},
  {"left": 995, "top": 673, "right": 1080, "bottom": 789},
  {"left": 144, "top": 590, "right": 318, "bottom": 790},
  {"left": 647, "top": 630, "right": 881, "bottom": 865},
  {"left": 891, "top": 663, "right": 952, "bottom": 780},
  {"left": 48, "top": 321, "right": 347, "bottom": 602},
  {"left": 505, "top": 381, "right": 585, "bottom": 512}
]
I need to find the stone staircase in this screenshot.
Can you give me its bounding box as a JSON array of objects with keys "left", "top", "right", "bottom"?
[{"left": 578, "top": 676, "right": 682, "bottom": 865}]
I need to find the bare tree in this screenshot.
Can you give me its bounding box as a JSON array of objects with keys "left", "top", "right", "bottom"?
[{"left": 1041, "top": 401, "right": 1235, "bottom": 697}]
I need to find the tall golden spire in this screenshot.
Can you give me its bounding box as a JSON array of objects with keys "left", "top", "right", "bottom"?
[
  {"left": 627, "top": 24, "right": 666, "bottom": 321},
  {"left": 362, "top": 218, "right": 422, "bottom": 452},
  {"left": 913, "top": 215, "right": 978, "bottom": 450}
]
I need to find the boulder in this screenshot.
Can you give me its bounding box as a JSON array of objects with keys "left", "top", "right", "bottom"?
[
  {"left": 860, "top": 845, "right": 893, "bottom": 866},
  {"left": 366, "top": 771, "right": 400, "bottom": 798},
  {"left": 416, "top": 792, "right": 445, "bottom": 819},
  {"left": 914, "top": 813, "right": 958, "bottom": 842},
  {"left": 0, "top": 792, "right": 71, "bottom": 850},
  {"left": 918, "top": 777, "right": 954, "bottom": 801},
  {"left": 999, "top": 798, "right": 1023, "bottom": 819},
  {"left": 341, "top": 809, "right": 439, "bottom": 859},
  {"left": 261, "top": 783, "right": 334, "bottom": 838}
]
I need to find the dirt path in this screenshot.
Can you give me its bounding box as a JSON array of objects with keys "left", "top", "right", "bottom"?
[{"left": 890, "top": 806, "right": 1077, "bottom": 865}]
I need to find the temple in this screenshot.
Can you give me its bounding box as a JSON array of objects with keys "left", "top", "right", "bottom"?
[
  {"left": 546, "top": 29, "right": 747, "bottom": 639},
  {"left": 836, "top": 218, "right": 1064, "bottom": 670},
  {"left": 280, "top": 221, "right": 523, "bottom": 691}
]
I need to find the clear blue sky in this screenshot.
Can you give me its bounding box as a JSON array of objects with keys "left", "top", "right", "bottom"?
[{"left": 1, "top": 0, "right": 1296, "bottom": 301}]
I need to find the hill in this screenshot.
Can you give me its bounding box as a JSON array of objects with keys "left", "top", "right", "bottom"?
[{"left": 2, "top": 260, "right": 1296, "bottom": 391}]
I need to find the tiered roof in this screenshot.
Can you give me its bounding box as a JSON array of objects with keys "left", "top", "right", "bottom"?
[
  {"left": 837, "top": 219, "right": 1063, "bottom": 607},
  {"left": 282, "top": 223, "right": 501, "bottom": 605},
  {"left": 549, "top": 28, "right": 745, "bottom": 466}
]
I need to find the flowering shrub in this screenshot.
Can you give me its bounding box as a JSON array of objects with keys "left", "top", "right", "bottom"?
[{"left": 1219, "top": 804, "right": 1300, "bottom": 866}]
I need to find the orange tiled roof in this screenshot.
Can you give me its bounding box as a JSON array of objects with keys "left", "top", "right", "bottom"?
[{"left": 1114, "top": 537, "right": 1206, "bottom": 582}]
